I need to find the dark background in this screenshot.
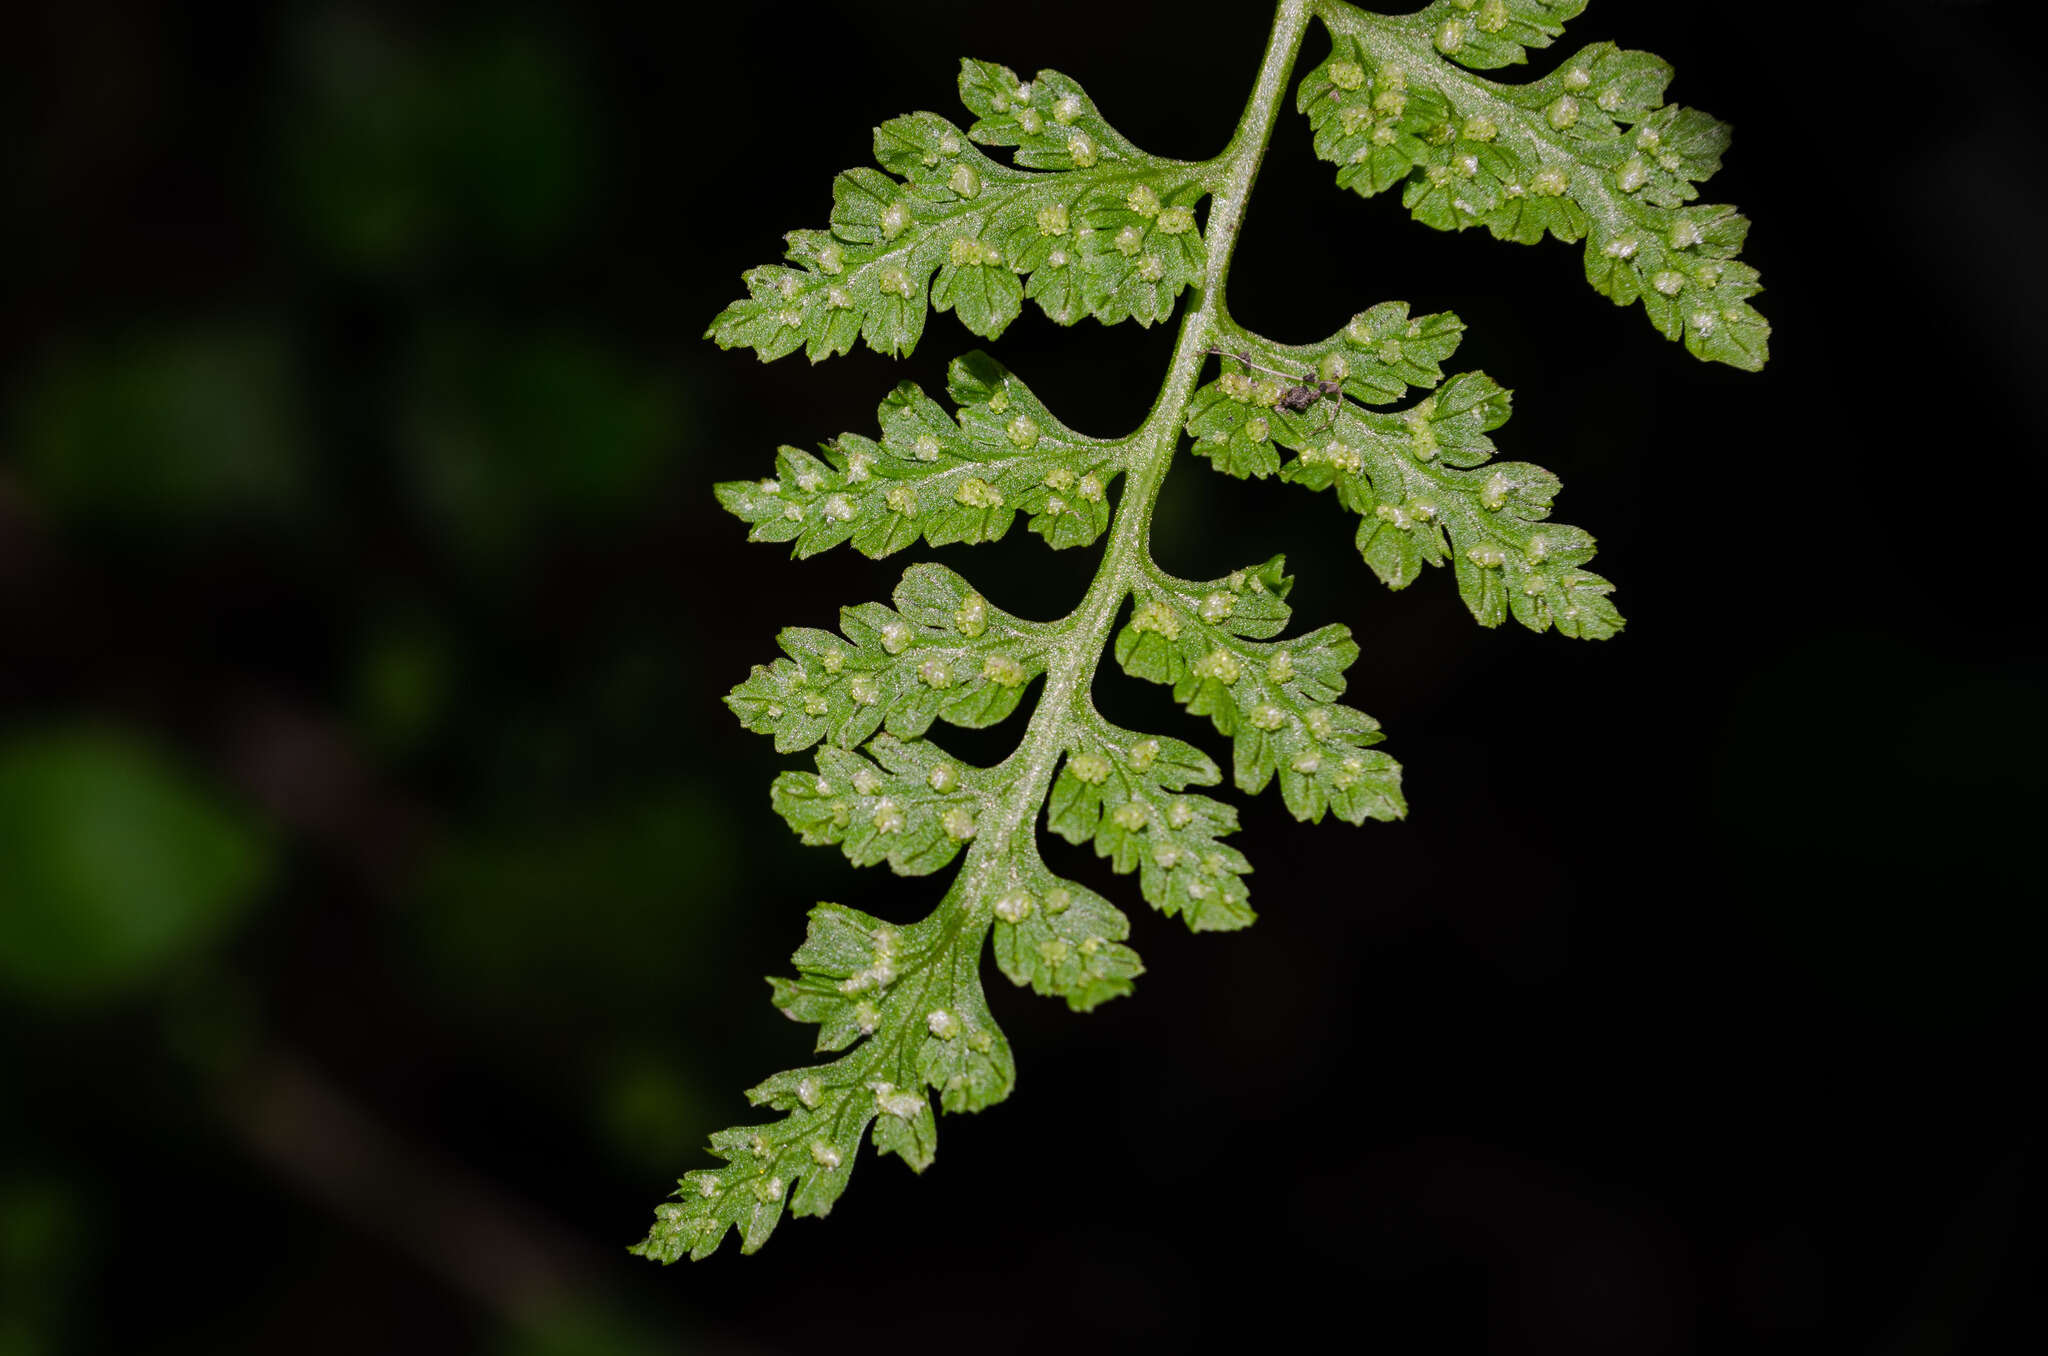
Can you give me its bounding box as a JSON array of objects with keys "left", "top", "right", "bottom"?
[{"left": 1, "top": 1, "right": 2039, "bottom": 1352}]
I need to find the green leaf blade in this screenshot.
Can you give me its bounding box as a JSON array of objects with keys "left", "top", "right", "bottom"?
[
  {"left": 715, "top": 356, "right": 1127, "bottom": 559},
  {"left": 1114, "top": 566, "right": 1406, "bottom": 825},
  {"left": 1306, "top": 7, "right": 1770, "bottom": 370},
  {"left": 724, "top": 566, "right": 1048, "bottom": 754},
  {"left": 1199, "top": 329, "right": 1624, "bottom": 641},
  {"left": 638, "top": 891, "right": 1017, "bottom": 1260},
  {"left": 710, "top": 65, "right": 1213, "bottom": 363},
  {"left": 663, "top": 0, "right": 1764, "bottom": 1262}
]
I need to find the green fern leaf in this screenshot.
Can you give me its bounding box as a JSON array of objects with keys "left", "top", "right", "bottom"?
[
  {"left": 1115, "top": 561, "right": 1406, "bottom": 822},
  {"left": 727, "top": 564, "right": 1049, "bottom": 751},
  {"left": 1189, "top": 319, "right": 1620, "bottom": 638},
  {"left": 707, "top": 62, "right": 1213, "bottom": 362},
  {"left": 1301, "top": 0, "right": 1769, "bottom": 369},
  {"left": 714, "top": 354, "right": 1124, "bottom": 556},
  {"left": 639, "top": 0, "right": 1767, "bottom": 1263}
]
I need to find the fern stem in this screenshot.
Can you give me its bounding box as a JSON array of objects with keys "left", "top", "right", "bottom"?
[{"left": 955, "top": 0, "right": 1315, "bottom": 917}]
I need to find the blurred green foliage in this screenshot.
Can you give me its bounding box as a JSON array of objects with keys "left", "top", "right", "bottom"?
[
  {"left": 352, "top": 609, "right": 460, "bottom": 758},
  {"left": 11, "top": 325, "right": 309, "bottom": 536},
  {"left": 596, "top": 1050, "right": 710, "bottom": 1178},
  {"left": 0, "top": 729, "right": 274, "bottom": 1006},
  {"left": 491, "top": 1306, "right": 670, "bottom": 1356},
  {"left": 405, "top": 786, "right": 735, "bottom": 1022},
  {"left": 0, "top": 1176, "right": 83, "bottom": 1356},
  {"left": 279, "top": 14, "right": 598, "bottom": 271},
  {"left": 401, "top": 326, "right": 682, "bottom": 565}
]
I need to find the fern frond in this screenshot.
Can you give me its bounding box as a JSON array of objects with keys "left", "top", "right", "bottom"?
[
  {"left": 707, "top": 61, "right": 1216, "bottom": 362},
  {"left": 632, "top": 892, "right": 1015, "bottom": 1259},
  {"left": 1400, "top": 0, "right": 1588, "bottom": 71},
  {"left": 1115, "top": 560, "right": 1406, "bottom": 821},
  {"left": 642, "top": 0, "right": 1767, "bottom": 1262},
  {"left": 1189, "top": 312, "right": 1620, "bottom": 638},
  {"left": 1302, "top": 0, "right": 1769, "bottom": 369},
  {"left": 729, "top": 565, "right": 1049, "bottom": 752},
  {"left": 1048, "top": 720, "right": 1255, "bottom": 932},
  {"left": 714, "top": 354, "right": 1124, "bottom": 557}
]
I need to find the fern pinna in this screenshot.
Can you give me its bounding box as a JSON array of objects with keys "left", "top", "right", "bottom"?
[{"left": 637, "top": 0, "right": 1767, "bottom": 1261}]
